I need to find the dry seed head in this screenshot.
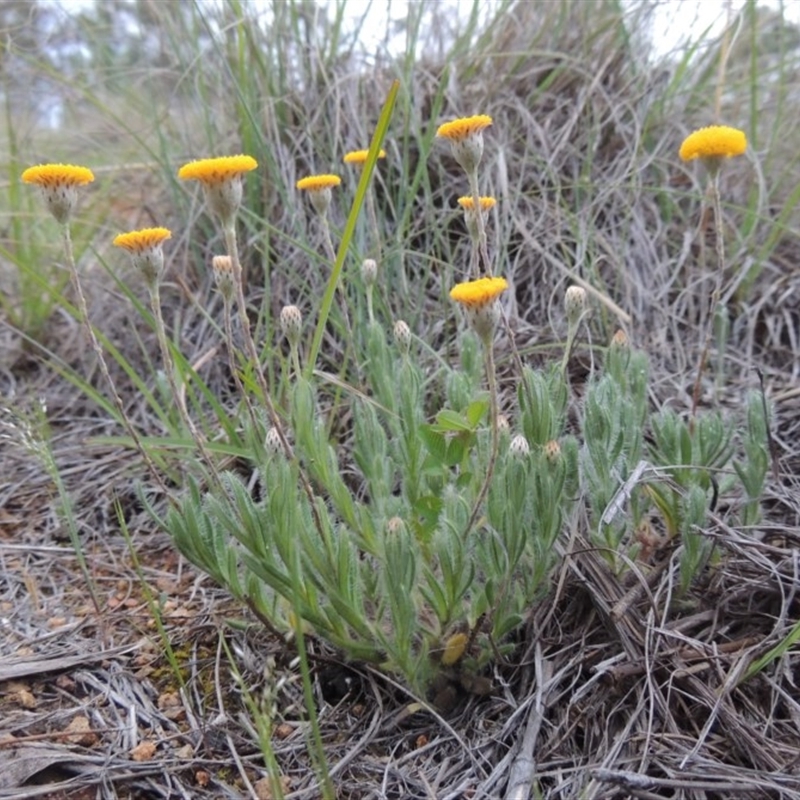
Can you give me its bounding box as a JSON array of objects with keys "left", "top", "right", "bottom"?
[
  {"left": 211, "top": 255, "right": 236, "bottom": 301},
  {"left": 361, "top": 258, "right": 378, "bottom": 287},
  {"left": 544, "top": 439, "right": 561, "bottom": 464},
  {"left": 280, "top": 305, "right": 303, "bottom": 348},
  {"left": 510, "top": 434, "right": 530, "bottom": 458},
  {"left": 564, "top": 285, "right": 587, "bottom": 325},
  {"left": 497, "top": 414, "right": 510, "bottom": 433},
  {"left": 393, "top": 320, "right": 411, "bottom": 354}
]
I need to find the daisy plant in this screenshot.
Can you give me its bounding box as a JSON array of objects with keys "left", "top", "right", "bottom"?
[
  {"left": 344, "top": 148, "right": 386, "bottom": 262},
  {"left": 21, "top": 164, "right": 167, "bottom": 494},
  {"left": 296, "top": 174, "right": 342, "bottom": 264},
  {"left": 437, "top": 115, "right": 494, "bottom": 275},
  {"left": 20, "top": 79, "right": 772, "bottom": 712},
  {"left": 178, "top": 155, "right": 290, "bottom": 457},
  {"left": 113, "top": 227, "right": 220, "bottom": 482},
  {"left": 679, "top": 125, "right": 747, "bottom": 418}
]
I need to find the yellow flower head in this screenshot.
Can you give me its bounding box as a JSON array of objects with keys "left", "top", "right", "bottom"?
[
  {"left": 297, "top": 174, "right": 341, "bottom": 215},
  {"left": 679, "top": 125, "right": 747, "bottom": 162},
  {"left": 436, "top": 115, "right": 493, "bottom": 141},
  {"left": 178, "top": 155, "right": 258, "bottom": 184},
  {"left": 344, "top": 149, "right": 387, "bottom": 165},
  {"left": 296, "top": 174, "right": 342, "bottom": 191},
  {"left": 436, "top": 115, "right": 493, "bottom": 176},
  {"left": 457, "top": 196, "right": 497, "bottom": 212},
  {"left": 22, "top": 163, "right": 95, "bottom": 188},
  {"left": 450, "top": 276, "right": 508, "bottom": 309},
  {"left": 113, "top": 227, "right": 172, "bottom": 287},
  {"left": 112, "top": 227, "right": 172, "bottom": 253},
  {"left": 178, "top": 155, "right": 257, "bottom": 225},
  {"left": 21, "top": 163, "right": 95, "bottom": 224},
  {"left": 451, "top": 276, "right": 508, "bottom": 342}
]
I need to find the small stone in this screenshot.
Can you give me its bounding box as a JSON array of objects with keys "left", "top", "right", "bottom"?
[{"left": 130, "top": 740, "right": 157, "bottom": 762}]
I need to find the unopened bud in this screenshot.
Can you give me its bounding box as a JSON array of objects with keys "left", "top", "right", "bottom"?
[
  {"left": 393, "top": 320, "right": 411, "bottom": 354},
  {"left": 610, "top": 329, "right": 629, "bottom": 349},
  {"left": 496, "top": 414, "right": 510, "bottom": 433},
  {"left": 212, "top": 255, "right": 236, "bottom": 301},
  {"left": 544, "top": 439, "right": 561, "bottom": 464},
  {"left": 510, "top": 434, "right": 530, "bottom": 458},
  {"left": 265, "top": 427, "right": 283, "bottom": 455},
  {"left": 386, "top": 516, "right": 405, "bottom": 535},
  {"left": 361, "top": 258, "right": 378, "bottom": 287},
  {"left": 280, "top": 305, "right": 303, "bottom": 348},
  {"left": 565, "top": 286, "right": 587, "bottom": 326}
]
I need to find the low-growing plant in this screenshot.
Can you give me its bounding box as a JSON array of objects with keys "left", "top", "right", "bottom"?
[{"left": 19, "top": 98, "right": 774, "bottom": 710}]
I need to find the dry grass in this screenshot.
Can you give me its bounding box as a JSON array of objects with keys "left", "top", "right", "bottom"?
[{"left": 3, "top": 0, "right": 800, "bottom": 797}]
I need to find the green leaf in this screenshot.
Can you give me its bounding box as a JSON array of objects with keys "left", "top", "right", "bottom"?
[
  {"left": 445, "top": 435, "right": 468, "bottom": 467},
  {"left": 433, "top": 409, "right": 473, "bottom": 432},
  {"left": 465, "top": 399, "right": 489, "bottom": 428},
  {"left": 418, "top": 424, "right": 447, "bottom": 463},
  {"left": 413, "top": 495, "right": 443, "bottom": 533}
]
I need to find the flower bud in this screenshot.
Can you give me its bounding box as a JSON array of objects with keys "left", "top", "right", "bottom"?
[
  {"left": 544, "top": 439, "right": 561, "bottom": 464},
  {"left": 265, "top": 427, "right": 283, "bottom": 455},
  {"left": 564, "top": 285, "right": 587, "bottom": 326},
  {"left": 211, "top": 255, "right": 236, "bottom": 301},
  {"left": 393, "top": 320, "right": 411, "bottom": 354},
  {"left": 361, "top": 258, "right": 378, "bottom": 287},
  {"left": 386, "top": 516, "right": 405, "bottom": 535},
  {"left": 610, "top": 329, "right": 629, "bottom": 349},
  {"left": 280, "top": 305, "right": 303, "bottom": 349},
  {"left": 510, "top": 434, "right": 530, "bottom": 458}
]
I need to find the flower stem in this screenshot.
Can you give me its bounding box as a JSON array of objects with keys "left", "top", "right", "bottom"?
[
  {"left": 690, "top": 170, "right": 725, "bottom": 420},
  {"left": 461, "top": 337, "right": 500, "bottom": 539},
  {"left": 61, "top": 224, "right": 169, "bottom": 497},
  {"left": 468, "top": 170, "right": 492, "bottom": 277},
  {"left": 224, "top": 224, "right": 288, "bottom": 447},
  {"left": 223, "top": 224, "right": 327, "bottom": 538},
  {"left": 148, "top": 282, "right": 221, "bottom": 484}
]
